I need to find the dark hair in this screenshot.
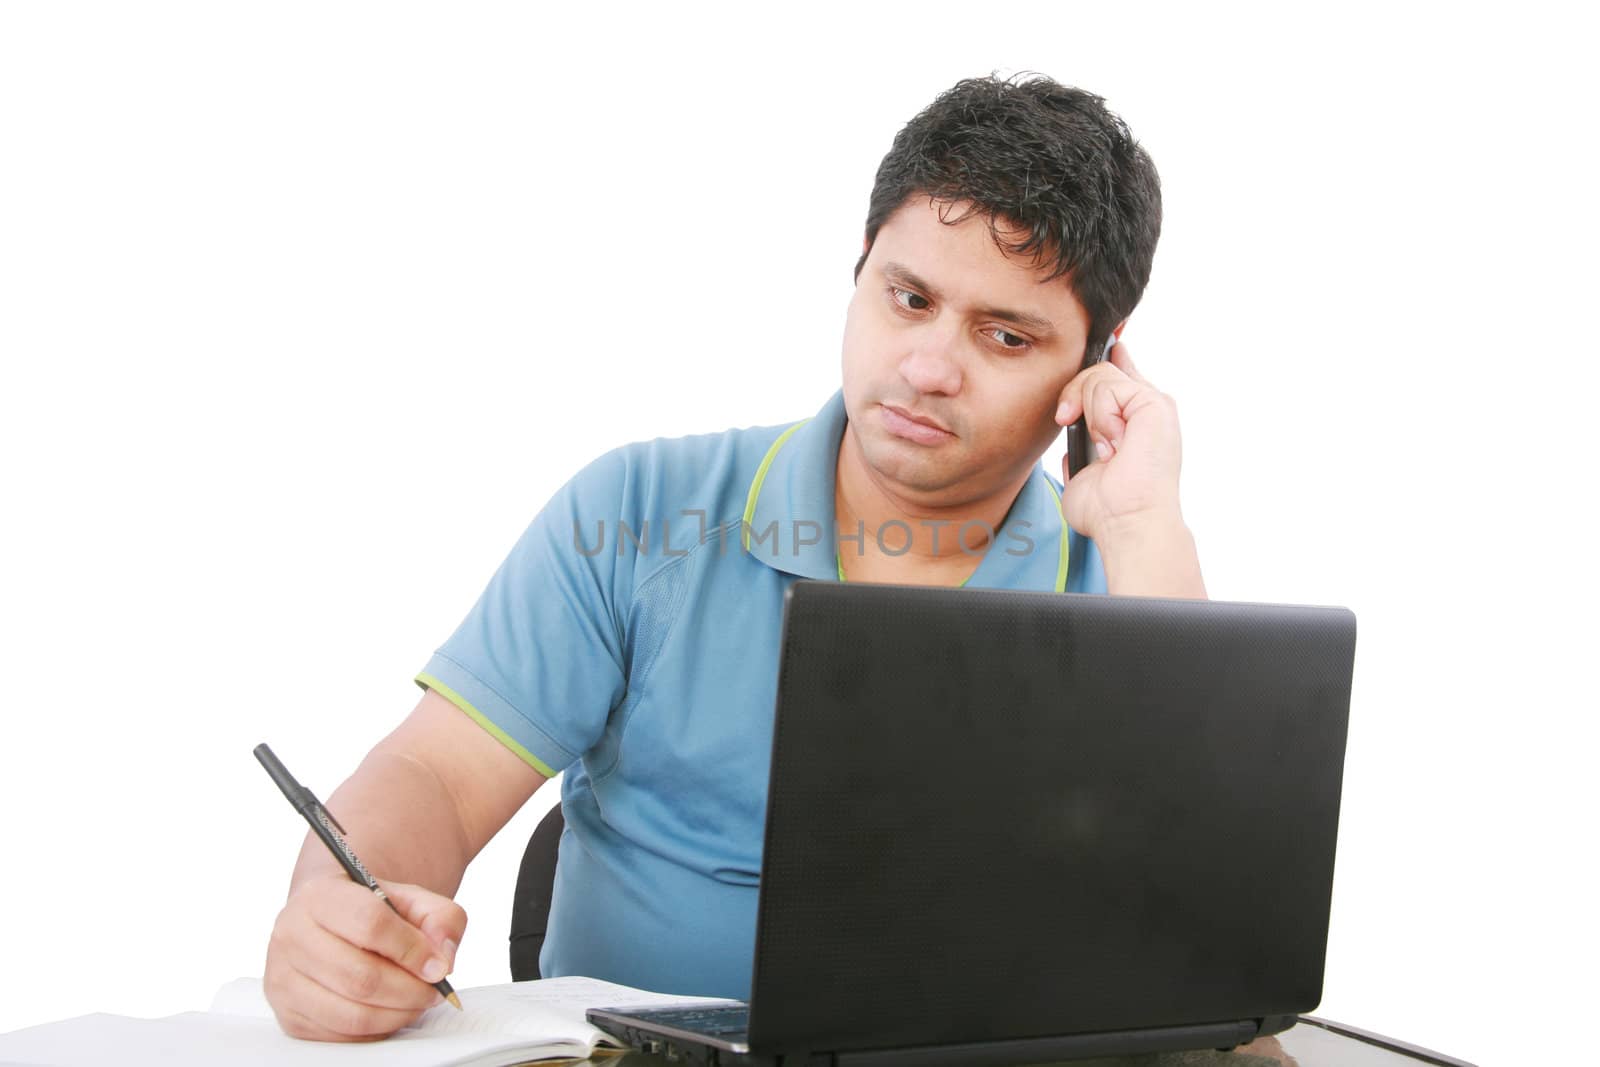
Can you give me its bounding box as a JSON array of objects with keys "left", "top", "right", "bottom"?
[{"left": 854, "top": 73, "right": 1162, "bottom": 358}]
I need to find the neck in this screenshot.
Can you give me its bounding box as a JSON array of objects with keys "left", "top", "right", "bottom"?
[{"left": 833, "top": 426, "right": 1029, "bottom": 563}]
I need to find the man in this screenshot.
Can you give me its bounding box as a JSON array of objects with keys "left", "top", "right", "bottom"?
[{"left": 263, "top": 73, "right": 1205, "bottom": 1041}]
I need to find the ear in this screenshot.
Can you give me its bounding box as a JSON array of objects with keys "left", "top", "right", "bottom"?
[{"left": 1111, "top": 319, "right": 1128, "bottom": 342}]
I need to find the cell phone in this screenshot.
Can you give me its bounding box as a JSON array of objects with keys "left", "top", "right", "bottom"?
[{"left": 1064, "top": 333, "right": 1119, "bottom": 479}]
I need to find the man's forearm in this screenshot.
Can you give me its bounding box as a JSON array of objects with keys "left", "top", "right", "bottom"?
[
  {"left": 1098, "top": 514, "right": 1208, "bottom": 599},
  {"left": 289, "top": 746, "right": 475, "bottom": 898}
]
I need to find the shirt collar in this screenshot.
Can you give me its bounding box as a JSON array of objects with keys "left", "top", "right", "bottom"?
[{"left": 744, "top": 389, "right": 1069, "bottom": 590}]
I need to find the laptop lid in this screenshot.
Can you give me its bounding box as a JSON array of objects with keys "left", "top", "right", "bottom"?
[{"left": 747, "top": 582, "right": 1357, "bottom": 1053}]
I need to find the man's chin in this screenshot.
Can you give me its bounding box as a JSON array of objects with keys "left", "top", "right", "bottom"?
[{"left": 859, "top": 433, "right": 965, "bottom": 494}]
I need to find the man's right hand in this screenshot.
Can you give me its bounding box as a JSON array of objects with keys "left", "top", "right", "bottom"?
[{"left": 263, "top": 874, "right": 468, "bottom": 1041}]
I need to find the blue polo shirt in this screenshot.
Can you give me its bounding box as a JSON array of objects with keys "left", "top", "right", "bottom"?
[{"left": 414, "top": 389, "right": 1107, "bottom": 998}]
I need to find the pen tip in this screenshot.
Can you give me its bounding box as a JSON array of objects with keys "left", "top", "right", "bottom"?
[{"left": 446, "top": 992, "right": 463, "bottom": 1011}]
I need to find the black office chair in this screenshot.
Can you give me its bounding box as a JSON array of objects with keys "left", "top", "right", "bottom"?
[{"left": 509, "top": 803, "right": 565, "bottom": 980}]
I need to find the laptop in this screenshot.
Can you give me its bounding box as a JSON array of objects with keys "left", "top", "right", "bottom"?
[{"left": 589, "top": 581, "right": 1357, "bottom": 1066}]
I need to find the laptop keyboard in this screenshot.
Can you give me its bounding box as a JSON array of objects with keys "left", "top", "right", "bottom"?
[{"left": 621, "top": 1004, "right": 751, "bottom": 1038}]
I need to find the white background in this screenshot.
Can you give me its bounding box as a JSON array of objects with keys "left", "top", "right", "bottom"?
[{"left": 2, "top": 3, "right": 1595, "bottom": 1064}]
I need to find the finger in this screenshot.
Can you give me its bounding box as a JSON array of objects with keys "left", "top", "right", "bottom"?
[
  {"left": 276, "top": 1004, "right": 371, "bottom": 1044},
  {"left": 1054, "top": 389, "right": 1081, "bottom": 426},
  {"left": 286, "top": 913, "right": 445, "bottom": 1013},
  {"left": 309, "top": 880, "right": 453, "bottom": 987},
  {"left": 1054, "top": 361, "right": 1129, "bottom": 426},
  {"left": 1108, "top": 340, "right": 1147, "bottom": 384},
  {"left": 380, "top": 881, "right": 468, "bottom": 961},
  {"left": 271, "top": 964, "right": 429, "bottom": 1041},
  {"left": 1081, "top": 374, "right": 1130, "bottom": 457}
]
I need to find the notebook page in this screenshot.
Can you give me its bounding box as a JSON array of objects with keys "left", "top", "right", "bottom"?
[
  {"left": 209, "top": 976, "right": 276, "bottom": 1018},
  {"left": 207, "top": 975, "right": 737, "bottom": 1051},
  {"left": 0, "top": 1011, "right": 587, "bottom": 1067},
  {"left": 411, "top": 976, "right": 739, "bottom": 1046},
  {"left": 204, "top": 978, "right": 601, "bottom": 1061}
]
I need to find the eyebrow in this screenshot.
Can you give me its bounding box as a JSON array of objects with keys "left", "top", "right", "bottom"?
[{"left": 880, "top": 260, "right": 1059, "bottom": 339}]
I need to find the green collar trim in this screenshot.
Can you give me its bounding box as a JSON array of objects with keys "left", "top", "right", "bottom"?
[{"left": 746, "top": 419, "right": 1069, "bottom": 592}]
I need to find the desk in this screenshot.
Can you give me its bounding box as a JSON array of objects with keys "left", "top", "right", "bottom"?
[{"left": 562, "top": 1017, "right": 1477, "bottom": 1066}]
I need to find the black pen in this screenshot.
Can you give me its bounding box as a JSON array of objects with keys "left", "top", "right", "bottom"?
[{"left": 253, "top": 743, "right": 462, "bottom": 1010}]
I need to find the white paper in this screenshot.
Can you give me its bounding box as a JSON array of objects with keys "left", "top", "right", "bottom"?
[
  {"left": 0, "top": 1012, "right": 577, "bottom": 1067},
  {"left": 410, "top": 975, "right": 737, "bottom": 1044},
  {"left": 0, "top": 975, "right": 739, "bottom": 1067}
]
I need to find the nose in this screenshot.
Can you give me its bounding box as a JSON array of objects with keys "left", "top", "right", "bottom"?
[{"left": 897, "top": 321, "right": 964, "bottom": 396}]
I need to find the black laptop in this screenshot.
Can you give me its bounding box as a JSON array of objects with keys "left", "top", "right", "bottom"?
[{"left": 589, "top": 581, "right": 1357, "bottom": 1066}]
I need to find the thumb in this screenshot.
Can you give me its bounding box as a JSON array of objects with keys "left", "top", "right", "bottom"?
[
  {"left": 379, "top": 881, "right": 469, "bottom": 959},
  {"left": 1057, "top": 450, "right": 1100, "bottom": 532}
]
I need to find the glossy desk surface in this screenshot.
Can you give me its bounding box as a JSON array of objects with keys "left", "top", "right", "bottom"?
[{"left": 566, "top": 1016, "right": 1476, "bottom": 1067}]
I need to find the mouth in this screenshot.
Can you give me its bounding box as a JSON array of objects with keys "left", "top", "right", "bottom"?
[{"left": 878, "top": 402, "right": 954, "bottom": 445}]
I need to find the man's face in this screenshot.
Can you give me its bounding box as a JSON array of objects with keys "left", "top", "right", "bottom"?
[{"left": 841, "top": 195, "right": 1095, "bottom": 503}]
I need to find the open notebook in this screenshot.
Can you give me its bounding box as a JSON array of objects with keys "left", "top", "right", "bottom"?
[{"left": 0, "top": 976, "right": 734, "bottom": 1066}]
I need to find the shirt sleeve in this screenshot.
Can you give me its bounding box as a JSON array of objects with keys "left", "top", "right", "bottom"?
[{"left": 414, "top": 448, "right": 633, "bottom": 777}]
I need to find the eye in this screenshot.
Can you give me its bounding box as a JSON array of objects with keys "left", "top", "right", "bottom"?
[
  {"left": 889, "top": 285, "right": 931, "bottom": 312},
  {"left": 984, "top": 327, "right": 1030, "bottom": 351}
]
